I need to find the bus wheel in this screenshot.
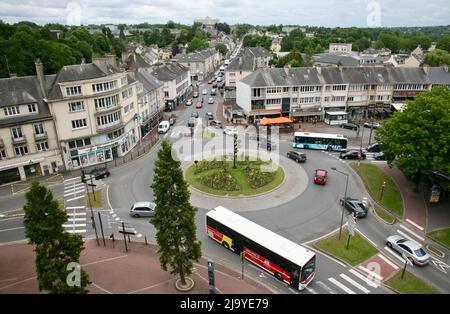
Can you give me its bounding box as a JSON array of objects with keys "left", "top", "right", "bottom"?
[
  {"left": 222, "top": 242, "right": 230, "bottom": 250},
  {"left": 274, "top": 272, "right": 283, "bottom": 282},
  {"left": 327, "top": 146, "right": 332, "bottom": 151}
]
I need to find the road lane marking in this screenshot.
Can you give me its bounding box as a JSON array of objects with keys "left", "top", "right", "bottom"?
[
  {"left": 62, "top": 224, "right": 86, "bottom": 228},
  {"left": 305, "top": 286, "right": 318, "bottom": 294},
  {"left": 397, "top": 230, "right": 419, "bottom": 244},
  {"left": 0, "top": 216, "right": 24, "bottom": 221},
  {"left": 328, "top": 278, "right": 356, "bottom": 294},
  {"left": 66, "top": 229, "right": 87, "bottom": 233},
  {"left": 67, "top": 212, "right": 87, "bottom": 216},
  {"left": 67, "top": 218, "right": 86, "bottom": 222},
  {"left": 405, "top": 219, "right": 424, "bottom": 231},
  {"left": 349, "top": 269, "right": 379, "bottom": 288},
  {"left": 399, "top": 224, "right": 425, "bottom": 242},
  {"left": 357, "top": 266, "right": 383, "bottom": 281},
  {"left": 66, "top": 195, "right": 84, "bottom": 202},
  {"left": 315, "top": 281, "right": 337, "bottom": 294},
  {"left": 63, "top": 188, "right": 86, "bottom": 197},
  {"left": 63, "top": 177, "right": 80, "bottom": 183},
  {"left": 66, "top": 206, "right": 86, "bottom": 210},
  {"left": 377, "top": 254, "right": 399, "bottom": 269},
  {"left": 0, "top": 226, "right": 25, "bottom": 233},
  {"left": 339, "top": 274, "right": 370, "bottom": 294},
  {"left": 383, "top": 246, "right": 406, "bottom": 263}
]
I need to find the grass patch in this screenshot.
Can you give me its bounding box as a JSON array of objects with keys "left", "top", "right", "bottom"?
[
  {"left": 386, "top": 270, "right": 441, "bottom": 294},
  {"left": 185, "top": 160, "right": 284, "bottom": 196},
  {"left": 374, "top": 204, "right": 396, "bottom": 224},
  {"left": 427, "top": 228, "right": 450, "bottom": 249},
  {"left": 86, "top": 189, "right": 104, "bottom": 208},
  {"left": 314, "top": 228, "right": 378, "bottom": 266},
  {"left": 352, "top": 163, "right": 404, "bottom": 218}
]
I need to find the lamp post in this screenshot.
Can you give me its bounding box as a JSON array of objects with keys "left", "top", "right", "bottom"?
[
  {"left": 359, "top": 123, "right": 365, "bottom": 152},
  {"left": 331, "top": 167, "right": 349, "bottom": 240}
]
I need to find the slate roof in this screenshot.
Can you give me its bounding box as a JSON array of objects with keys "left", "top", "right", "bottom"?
[
  {"left": 132, "top": 69, "right": 163, "bottom": 96},
  {"left": 172, "top": 49, "right": 218, "bottom": 63},
  {"left": 427, "top": 67, "right": 450, "bottom": 85},
  {"left": 125, "top": 53, "right": 152, "bottom": 70},
  {"left": 313, "top": 53, "right": 360, "bottom": 67},
  {"left": 147, "top": 62, "right": 189, "bottom": 82}
]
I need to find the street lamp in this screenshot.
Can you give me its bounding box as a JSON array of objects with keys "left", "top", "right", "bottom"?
[{"left": 331, "top": 167, "right": 349, "bottom": 240}]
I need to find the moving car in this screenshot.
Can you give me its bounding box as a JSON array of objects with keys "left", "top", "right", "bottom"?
[
  {"left": 386, "top": 235, "right": 431, "bottom": 265},
  {"left": 129, "top": 201, "right": 156, "bottom": 218},
  {"left": 87, "top": 167, "right": 110, "bottom": 180},
  {"left": 191, "top": 111, "right": 199, "bottom": 118},
  {"left": 202, "top": 89, "right": 208, "bottom": 95},
  {"left": 188, "top": 117, "right": 196, "bottom": 127},
  {"left": 373, "top": 151, "right": 385, "bottom": 160},
  {"left": 195, "top": 102, "right": 203, "bottom": 109},
  {"left": 186, "top": 99, "right": 193, "bottom": 106},
  {"left": 223, "top": 126, "right": 238, "bottom": 136},
  {"left": 340, "top": 122, "right": 358, "bottom": 131},
  {"left": 210, "top": 89, "right": 216, "bottom": 96},
  {"left": 158, "top": 121, "right": 170, "bottom": 133},
  {"left": 216, "top": 77, "right": 223, "bottom": 83},
  {"left": 210, "top": 120, "right": 222, "bottom": 128},
  {"left": 286, "top": 151, "right": 307, "bottom": 163},
  {"left": 192, "top": 91, "right": 199, "bottom": 98},
  {"left": 339, "top": 197, "right": 368, "bottom": 218},
  {"left": 208, "top": 79, "right": 214, "bottom": 84},
  {"left": 314, "top": 169, "right": 328, "bottom": 185},
  {"left": 366, "top": 143, "right": 381, "bottom": 153},
  {"left": 364, "top": 122, "right": 381, "bottom": 129},
  {"left": 206, "top": 112, "right": 214, "bottom": 120},
  {"left": 339, "top": 150, "right": 366, "bottom": 160},
  {"left": 208, "top": 97, "right": 214, "bottom": 104},
  {"left": 212, "top": 83, "right": 218, "bottom": 88}
]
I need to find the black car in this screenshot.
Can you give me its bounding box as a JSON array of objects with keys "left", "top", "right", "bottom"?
[
  {"left": 212, "top": 83, "right": 218, "bottom": 88},
  {"left": 287, "top": 151, "right": 307, "bottom": 163},
  {"left": 85, "top": 167, "right": 110, "bottom": 180},
  {"left": 373, "top": 152, "right": 385, "bottom": 160},
  {"left": 366, "top": 143, "right": 381, "bottom": 153},
  {"left": 339, "top": 197, "right": 368, "bottom": 218},
  {"left": 206, "top": 112, "right": 214, "bottom": 120},
  {"left": 340, "top": 123, "right": 358, "bottom": 131},
  {"left": 191, "top": 111, "right": 199, "bottom": 118},
  {"left": 339, "top": 150, "right": 366, "bottom": 160}
]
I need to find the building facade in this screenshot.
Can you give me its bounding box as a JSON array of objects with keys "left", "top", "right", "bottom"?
[
  {"left": 172, "top": 48, "right": 221, "bottom": 81},
  {"left": 329, "top": 43, "right": 353, "bottom": 54}
]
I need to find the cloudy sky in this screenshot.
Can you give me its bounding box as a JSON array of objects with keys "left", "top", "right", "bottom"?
[{"left": 0, "top": 0, "right": 449, "bottom": 27}]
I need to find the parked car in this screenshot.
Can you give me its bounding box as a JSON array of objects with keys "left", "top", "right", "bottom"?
[
  {"left": 186, "top": 99, "right": 193, "bottom": 106},
  {"left": 339, "top": 197, "right": 368, "bottom": 218},
  {"left": 191, "top": 111, "right": 199, "bottom": 118},
  {"left": 158, "top": 120, "right": 170, "bottom": 134},
  {"left": 314, "top": 169, "right": 328, "bottom": 185},
  {"left": 386, "top": 235, "right": 431, "bottom": 266},
  {"left": 86, "top": 167, "right": 110, "bottom": 180},
  {"left": 202, "top": 89, "right": 208, "bottom": 95},
  {"left": 169, "top": 117, "right": 176, "bottom": 125},
  {"left": 373, "top": 151, "right": 385, "bottom": 160},
  {"left": 364, "top": 122, "right": 381, "bottom": 129},
  {"left": 129, "top": 201, "right": 156, "bottom": 218},
  {"left": 208, "top": 97, "right": 214, "bottom": 104},
  {"left": 223, "top": 126, "right": 238, "bottom": 136},
  {"left": 210, "top": 120, "right": 222, "bottom": 128},
  {"left": 210, "top": 89, "right": 217, "bottom": 96},
  {"left": 339, "top": 150, "right": 366, "bottom": 160},
  {"left": 212, "top": 83, "right": 218, "bottom": 88},
  {"left": 196, "top": 102, "right": 203, "bottom": 109},
  {"left": 287, "top": 151, "right": 307, "bottom": 163},
  {"left": 208, "top": 79, "right": 213, "bottom": 84},
  {"left": 206, "top": 112, "right": 214, "bottom": 120},
  {"left": 192, "top": 92, "right": 199, "bottom": 98},
  {"left": 340, "top": 122, "right": 358, "bottom": 131},
  {"left": 366, "top": 143, "right": 381, "bottom": 153},
  {"left": 188, "top": 117, "right": 196, "bottom": 127}
]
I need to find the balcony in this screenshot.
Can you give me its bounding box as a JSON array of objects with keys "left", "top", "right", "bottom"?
[
  {"left": 11, "top": 135, "right": 27, "bottom": 145},
  {"left": 34, "top": 131, "right": 48, "bottom": 141},
  {"left": 0, "top": 138, "right": 4, "bottom": 148},
  {"left": 96, "top": 119, "right": 124, "bottom": 134},
  {"left": 94, "top": 105, "right": 121, "bottom": 116}
]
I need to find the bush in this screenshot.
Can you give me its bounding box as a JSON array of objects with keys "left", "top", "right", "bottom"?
[
  {"left": 193, "top": 160, "right": 225, "bottom": 174},
  {"left": 243, "top": 164, "right": 275, "bottom": 189},
  {"left": 198, "top": 169, "right": 240, "bottom": 191}
]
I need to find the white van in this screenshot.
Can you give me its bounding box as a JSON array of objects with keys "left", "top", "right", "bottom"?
[
  {"left": 158, "top": 121, "right": 170, "bottom": 134},
  {"left": 219, "top": 66, "right": 225, "bottom": 72},
  {"left": 224, "top": 59, "right": 229, "bottom": 66}
]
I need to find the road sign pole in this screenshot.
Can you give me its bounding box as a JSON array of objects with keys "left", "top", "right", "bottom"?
[
  {"left": 346, "top": 234, "right": 351, "bottom": 250},
  {"left": 90, "top": 176, "right": 96, "bottom": 201},
  {"left": 401, "top": 259, "right": 407, "bottom": 279},
  {"left": 122, "top": 222, "right": 128, "bottom": 252},
  {"left": 86, "top": 183, "right": 100, "bottom": 246},
  {"left": 98, "top": 212, "right": 106, "bottom": 246}
]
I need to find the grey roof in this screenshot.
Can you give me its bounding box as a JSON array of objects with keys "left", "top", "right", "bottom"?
[
  {"left": 227, "top": 49, "right": 256, "bottom": 71},
  {"left": 0, "top": 101, "right": 52, "bottom": 128},
  {"left": 172, "top": 49, "right": 218, "bottom": 63},
  {"left": 427, "top": 67, "right": 450, "bottom": 85},
  {"left": 0, "top": 76, "right": 43, "bottom": 107},
  {"left": 147, "top": 62, "right": 189, "bottom": 82},
  {"left": 125, "top": 53, "right": 152, "bottom": 70},
  {"left": 313, "top": 53, "right": 359, "bottom": 67},
  {"left": 247, "top": 47, "right": 272, "bottom": 58},
  {"left": 132, "top": 69, "right": 163, "bottom": 95},
  {"left": 240, "top": 66, "right": 430, "bottom": 87}
]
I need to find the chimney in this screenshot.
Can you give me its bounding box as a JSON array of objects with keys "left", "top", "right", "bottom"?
[
  {"left": 34, "top": 58, "right": 47, "bottom": 98},
  {"left": 423, "top": 64, "right": 430, "bottom": 74},
  {"left": 441, "top": 64, "right": 448, "bottom": 73},
  {"left": 81, "top": 58, "right": 86, "bottom": 64},
  {"left": 315, "top": 63, "right": 321, "bottom": 74}
]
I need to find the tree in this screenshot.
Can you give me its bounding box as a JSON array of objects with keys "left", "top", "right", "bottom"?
[
  {"left": 215, "top": 43, "right": 228, "bottom": 56},
  {"left": 215, "top": 22, "right": 231, "bottom": 34},
  {"left": 187, "top": 37, "right": 209, "bottom": 53},
  {"left": 172, "top": 42, "right": 181, "bottom": 56},
  {"left": 437, "top": 35, "right": 450, "bottom": 52},
  {"left": 424, "top": 49, "right": 450, "bottom": 66},
  {"left": 24, "top": 181, "right": 90, "bottom": 293},
  {"left": 150, "top": 140, "right": 202, "bottom": 288},
  {"left": 375, "top": 87, "right": 450, "bottom": 187}
]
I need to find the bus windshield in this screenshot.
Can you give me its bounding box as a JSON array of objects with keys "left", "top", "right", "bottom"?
[{"left": 301, "top": 256, "right": 316, "bottom": 283}]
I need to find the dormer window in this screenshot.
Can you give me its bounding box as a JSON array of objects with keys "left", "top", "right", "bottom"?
[
  {"left": 4, "top": 106, "right": 20, "bottom": 116},
  {"left": 28, "top": 104, "right": 37, "bottom": 113},
  {"left": 66, "top": 86, "right": 82, "bottom": 96}
]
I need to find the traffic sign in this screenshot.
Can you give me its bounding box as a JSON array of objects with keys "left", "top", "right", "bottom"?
[{"left": 347, "top": 215, "right": 357, "bottom": 236}]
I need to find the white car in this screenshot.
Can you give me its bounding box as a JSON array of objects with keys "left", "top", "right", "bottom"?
[
  {"left": 186, "top": 99, "right": 193, "bottom": 106},
  {"left": 158, "top": 121, "right": 170, "bottom": 134},
  {"left": 386, "top": 235, "right": 431, "bottom": 266},
  {"left": 223, "top": 126, "right": 238, "bottom": 136},
  {"left": 216, "top": 77, "right": 223, "bottom": 83},
  {"left": 208, "top": 97, "right": 214, "bottom": 104},
  {"left": 202, "top": 89, "right": 208, "bottom": 95}
]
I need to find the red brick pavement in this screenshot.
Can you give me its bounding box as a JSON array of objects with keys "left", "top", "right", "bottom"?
[
  {"left": 0, "top": 239, "right": 274, "bottom": 294},
  {"left": 358, "top": 254, "right": 399, "bottom": 283}
]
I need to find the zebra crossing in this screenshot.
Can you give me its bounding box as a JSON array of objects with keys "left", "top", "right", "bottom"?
[{"left": 63, "top": 177, "right": 88, "bottom": 234}]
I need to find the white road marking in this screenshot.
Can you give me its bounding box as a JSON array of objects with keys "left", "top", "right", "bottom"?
[
  {"left": 383, "top": 246, "right": 406, "bottom": 263},
  {"left": 0, "top": 226, "right": 25, "bottom": 232},
  {"left": 63, "top": 188, "right": 86, "bottom": 197},
  {"left": 63, "top": 177, "right": 81, "bottom": 183},
  {"left": 64, "top": 183, "right": 85, "bottom": 191},
  {"left": 115, "top": 217, "right": 120, "bottom": 221},
  {"left": 305, "top": 286, "right": 318, "bottom": 294},
  {"left": 399, "top": 224, "right": 425, "bottom": 242},
  {"left": 328, "top": 277, "right": 356, "bottom": 294},
  {"left": 397, "top": 230, "right": 419, "bottom": 244},
  {"left": 349, "top": 269, "right": 379, "bottom": 288},
  {"left": 66, "top": 195, "right": 85, "bottom": 202},
  {"left": 111, "top": 214, "right": 117, "bottom": 218},
  {"left": 288, "top": 288, "right": 299, "bottom": 294},
  {"left": 315, "top": 281, "right": 337, "bottom": 294},
  {"left": 405, "top": 219, "right": 424, "bottom": 231},
  {"left": 67, "top": 212, "right": 87, "bottom": 216},
  {"left": 109, "top": 210, "right": 114, "bottom": 214},
  {"left": 355, "top": 230, "right": 378, "bottom": 248},
  {"left": 339, "top": 274, "right": 370, "bottom": 294},
  {"left": 136, "top": 234, "right": 143, "bottom": 238},
  {"left": 430, "top": 257, "right": 449, "bottom": 274},
  {"left": 62, "top": 224, "right": 86, "bottom": 228},
  {"left": 357, "top": 266, "right": 383, "bottom": 281},
  {"left": 377, "top": 254, "right": 399, "bottom": 269},
  {"left": 66, "top": 229, "right": 87, "bottom": 233},
  {"left": 66, "top": 206, "right": 86, "bottom": 210},
  {"left": 67, "top": 218, "right": 86, "bottom": 222}
]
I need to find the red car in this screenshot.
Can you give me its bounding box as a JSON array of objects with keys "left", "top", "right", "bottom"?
[
  {"left": 314, "top": 169, "right": 328, "bottom": 185},
  {"left": 207, "top": 79, "right": 213, "bottom": 84},
  {"left": 195, "top": 102, "right": 203, "bottom": 109}
]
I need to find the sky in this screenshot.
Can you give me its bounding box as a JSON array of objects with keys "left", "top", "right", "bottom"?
[{"left": 0, "top": 0, "right": 449, "bottom": 27}]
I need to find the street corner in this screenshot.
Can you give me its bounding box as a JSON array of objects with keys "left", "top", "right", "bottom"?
[{"left": 357, "top": 254, "right": 399, "bottom": 284}]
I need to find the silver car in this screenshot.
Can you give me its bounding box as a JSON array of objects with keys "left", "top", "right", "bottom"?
[
  {"left": 386, "top": 235, "right": 431, "bottom": 266},
  {"left": 130, "top": 201, "right": 156, "bottom": 218}
]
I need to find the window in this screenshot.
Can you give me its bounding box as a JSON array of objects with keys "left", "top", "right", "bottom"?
[
  {"left": 266, "top": 87, "right": 281, "bottom": 94},
  {"left": 121, "top": 76, "right": 127, "bottom": 85},
  {"left": 11, "top": 127, "right": 23, "bottom": 139},
  {"left": 34, "top": 123, "right": 44, "bottom": 135},
  {"left": 71, "top": 119, "right": 87, "bottom": 129},
  {"left": 94, "top": 95, "right": 119, "bottom": 111},
  {"left": 347, "top": 96, "right": 354, "bottom": 102},
  {"left": 4, "top": 106, "right": 20, "bottom": 116},
  {"left": 107, "top": 128, "right": 125, "bottom": 140},
  {"left": 300, "top": 86, "right": 315, "bottom": 93},
  {"left": 36, "top": 141, "right": 49, "bottom": 151},
  {"left": 129, "top": 102, "right": 134, "bottom": 110},
  {"left": 292, "top": 98, "right": 298, "bottom": 104},
  {"left": 68, "top": 137, "right": 91, "bottom": 149},
  {"left": 0, "top": 149, "right": 6, "bottom": 160},
  {"left": 122, "top": 88, "right": 132, "bottom": 99},
  {"left": 68, "top": 101, "right": 85, "bottom": 112},
  {"left": 164, "top": 91, "right": 169, "bottom": 97},
  {"left": 15, "top": 145, "right": 28, "bottom": 156},
  {"left": 92, "top": 81, "right": 118, "bottom": 93},
  {"left": 66, "top": 86, "right": 82, "bottom": 96},
  {"left": 332, "top": 85, "right": 346, "bottom": 91},
  {"left": 324, "top": 97, "right": 330, "bottom": 102},
  {"left": 124, "top": 105, "right": 130, "bottom": 114},
  {"left": 28, "top": 104, "right": 37, "bottom": 113},
  {"left": 370, "top": 95, "right": 375, "bottom": 101},
  {"left": 96, "top": 111, "right": 121, "bottom": 127},
  {"left": 331, "top": 96, "right": 346, "bottom": 102},
  {"left": 266, "top": 99, "right": 281, "bottom": 105},
  {"left": 252, "top": 88, "right": 261, "bottom": 97},
  {"left": 283, "top": 87, "right": 289, "bottom": 92},
  {"left": 293, "top": 87, "right": 299, "bottom": 92}
]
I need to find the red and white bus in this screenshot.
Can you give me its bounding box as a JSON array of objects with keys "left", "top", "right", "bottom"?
[{"left": 206, "top": 206, "right": 316, "bottom": 290}]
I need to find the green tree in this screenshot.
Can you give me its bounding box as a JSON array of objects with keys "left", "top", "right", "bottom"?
[
  {"left": 92, "top": 33, "right": 110, "bottom": 54},
  {"left": 187, "top": 37, "right": 209, "bottom": 52},
  {"left": 144, "top": 29, "right": 161, "bottom": 46},
  {"left": 424, "top": 49, "right": 450, "bottom": 66},
  {"left": 215, "top": 43, "right": 228, "bottom": 56},
  {"left": 150, "top": 140, "right": 202, "bottom": 287},
  {"left": 437, "top": 35, "right": 450, "bottom": 52},
  {"left": 215, "top": 22, "right": 231, "bottom": 34},
  {"left": 375, "top": 87, "right": 450, "bottom": 187},
  {"left": 24, "top": 181, "right": 90, "bottom": 293}
]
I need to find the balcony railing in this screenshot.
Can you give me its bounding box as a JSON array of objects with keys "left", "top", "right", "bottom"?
[
  {"left": 96, "top": 119, "right": 124, "bottom": 134},
  {"left": 11, "top": 135, "right": 27, "bottom": 145},
  {"left": 34, "top": 131, "right": 48, "bottom": 141},
  {"left": 94, "top": 104, "right": 120, "bottom": 115}
]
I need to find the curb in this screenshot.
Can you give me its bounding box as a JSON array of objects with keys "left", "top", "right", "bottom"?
[
  {"left": 0, "top": 214, "right": 25, "bottom": 218},
  {"left": 425, "top": 244, "right": 445, "bottom": 258},
  {"left": 371, "top": 207, "right": 396, "bottom": 226}
]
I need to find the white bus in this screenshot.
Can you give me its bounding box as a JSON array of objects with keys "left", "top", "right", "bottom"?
[
  {"left": 206, "top": 206, "right": 316, "bottom": 290},
  {"left": 293, "top": 131, "right": 348, "bottom": 151}
]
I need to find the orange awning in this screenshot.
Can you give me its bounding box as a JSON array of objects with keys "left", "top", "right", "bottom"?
[{"left": 259, "top": 117, "right": 293, "bottom": 125}]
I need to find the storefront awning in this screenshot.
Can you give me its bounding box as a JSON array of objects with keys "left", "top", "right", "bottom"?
[{"left": 259, "top": 117, "right": 293, "bottom": 125}]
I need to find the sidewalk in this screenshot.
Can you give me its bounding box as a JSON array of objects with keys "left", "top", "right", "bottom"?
[{"left": 0, "top": 239, "right": 274, "bottom": 294}]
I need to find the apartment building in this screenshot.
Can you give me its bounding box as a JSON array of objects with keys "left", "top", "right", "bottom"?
[
  {"left": 46, "top": 58, "right": 140, "bottom": 170},
  {"left": 329, "top": 43, "right": 353, "bottom": 54},
  {"left": 172, "top": 48, "right": 221, "bottom": 81},
  {"left": 0, "top": 64, "right": 63, "bottom": 184},
  {"left": 236, "top": 66, "right": 432, "bottom": 123},
  {"left": 146, "top": 62, "right": 191, "bottom": 111},
  {"left": 225, "top": 47, "right": 272, "bottom": 89}
]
